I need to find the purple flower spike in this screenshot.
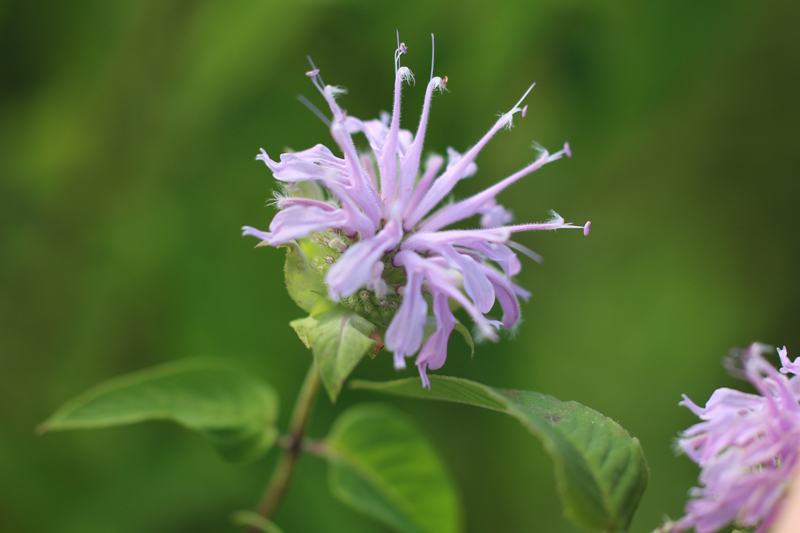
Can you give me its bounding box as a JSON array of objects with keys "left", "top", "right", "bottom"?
[
  {"left": 663, "top": 343, "right": 800, "bottom": 533},
  {"left": 243, "top": 38, "right": 589, "bottom": 385}
]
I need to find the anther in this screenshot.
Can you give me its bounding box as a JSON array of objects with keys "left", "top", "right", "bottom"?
[
  {"left": 328, "top": 238, "right": 347, "bottom": 253},
  {"left": 305, "top": 55, "right": 326, "bottom": 91},
  {"left": 522, "top": 105, "right": 528, "bottom": 118},
  {"left": 394, "top": 30, "right": 408, "bottom": 71}
]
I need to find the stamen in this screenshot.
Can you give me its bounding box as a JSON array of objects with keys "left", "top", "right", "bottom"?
[
  {"left": 513, "top": 82, "right": 536, "bottom": 111},
  {"left": 394, "top": 30, "right": 408, "bottom": 72},
  {"left": 499, "top": 84, "right": 536, "bottom": 130},
  {"left": 507, "top": 240, "right": 544, "bottom": 264},
  {"left": 296, "top": 94, "right": 332, "bottom": 127},
  {"left": 430, "top": 34, "right": 435, "bottom": 82}
]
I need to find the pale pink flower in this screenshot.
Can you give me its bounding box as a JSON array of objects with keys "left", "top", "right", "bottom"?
[
  {"left": 664, "top": 343, "right": 800, "bottom": 533},
  {"left": 243, "top": 36, "right": 589, "bottom": 386}
]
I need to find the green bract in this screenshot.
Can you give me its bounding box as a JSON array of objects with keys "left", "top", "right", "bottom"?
[
  {"left": 281, "top": 239, "right": 334, "bottom": 316},
  {"left": 291, "top": 308, "right": 378, "bottom": 402},
  {"left": 283, "top": 234, "right": 407, "bottom": 325}
]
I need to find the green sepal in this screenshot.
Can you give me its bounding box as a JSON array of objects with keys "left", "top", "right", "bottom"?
[
  {"left": 290, "top": 308, "right": 377, "bottom": 402},
  {"left": 323, "top": 403, "right": 462, "bottom": 533},
  {"left": 352, "top": 376, "right": 648, "bottom": 533},
  {"left": 39, "top": 358, "right": 279, "bottom": 463}
]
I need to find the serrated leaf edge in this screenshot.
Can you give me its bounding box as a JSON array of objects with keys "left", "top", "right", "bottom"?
[{"left": 351, "top": 376, "right": 648, "bottom": 533}]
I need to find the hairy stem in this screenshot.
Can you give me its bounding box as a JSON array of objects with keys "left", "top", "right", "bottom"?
[{"left": 247, "top": 362, "right": 321, "bottom": 531}]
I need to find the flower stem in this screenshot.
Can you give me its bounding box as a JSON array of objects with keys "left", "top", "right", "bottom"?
[{"left": 247, "top": 361, "right": 321, "bottom": 532}]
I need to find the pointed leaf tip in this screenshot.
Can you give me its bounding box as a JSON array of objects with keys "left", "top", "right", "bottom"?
[{"left": 39, "top": 358, "right": 279, "bottom": 463}]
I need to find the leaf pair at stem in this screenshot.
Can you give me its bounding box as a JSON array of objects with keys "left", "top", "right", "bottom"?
[{"left": 40, "top": 357, "right": 648, "bottom": 533}]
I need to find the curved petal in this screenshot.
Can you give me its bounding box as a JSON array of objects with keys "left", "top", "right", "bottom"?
[
  {"left": 416, "top": 292, "right": 455, "bottom": 371},
  {"left": 439, "top": 245, "right": 495, "bottom": 314},
  {"left": 385, "top": 269, "right": 428, "bottom": 369},
  {"left": 267, "top": 205, "right": 349, "bottom": 245},
  {"left": 481, "top": 265, "right": 521, "bottom": 329},
  {"left": 326, "top": 218, "right": 402, "bottom": 300}
]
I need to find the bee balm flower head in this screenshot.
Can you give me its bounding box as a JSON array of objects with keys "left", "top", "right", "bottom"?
[
  {"left": 661, "top": 343, "right": 800, "bottom": 533},
  {"left": 243, "top": 36, "right": 589, "bottom": 387}
]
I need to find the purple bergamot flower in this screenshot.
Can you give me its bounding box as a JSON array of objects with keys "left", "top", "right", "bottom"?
[
  {"left": 243, "top": 36, "right": 589, "bottom": 387},
  {"left": 660, "top": 343, "right": 800, "bottom": 533}
]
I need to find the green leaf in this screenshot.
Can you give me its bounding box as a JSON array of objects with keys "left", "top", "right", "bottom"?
[
  {"left": 323, "top": 403, "right": 461, "bottom": 533},
  {"left": 282, "top": 240, "right": 335, "bottom": 315},
  {"left": 39, "top": 358, "right": 279, "bottom": 463},
  {"left": 351, "top": 376, "right": 648, "bottom": 533},
  {"left": 290, "top": 308, "right": 376, "bottom": 402}
]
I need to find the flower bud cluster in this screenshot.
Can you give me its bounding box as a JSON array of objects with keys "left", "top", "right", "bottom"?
[{"left": 306, "top": 229, "right": 405, "bottom": 323}]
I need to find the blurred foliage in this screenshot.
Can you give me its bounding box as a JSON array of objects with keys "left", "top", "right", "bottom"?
[{"left": 1, "top": 0, "right": 799, "bottom": 532}]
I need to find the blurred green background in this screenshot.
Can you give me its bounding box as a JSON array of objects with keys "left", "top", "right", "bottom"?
[{"left": 2, "top": 1, "right": 799, "bottom": 531}]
